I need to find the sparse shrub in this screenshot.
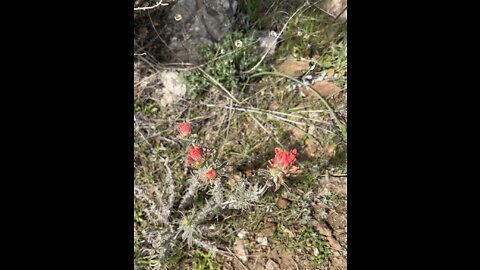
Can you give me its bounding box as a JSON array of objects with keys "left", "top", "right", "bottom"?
[
  {"left": 134, "top": 121, "right": 300, "bottom": 269},
  {"left": 182, "top": 32, "right": 266, "bottom": 98}
]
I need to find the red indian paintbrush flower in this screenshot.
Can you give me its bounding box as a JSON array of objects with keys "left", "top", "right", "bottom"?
[
  {"left": 268, "top": 148, "right": 300, "bottom": 190},
  {"left": 178, "top": 122, "right": 190, "bottom": 137},
  {"left": 196, "top": 168, "right": 217, "bottom": 185},
  {"left": 268, "top": 148, "right": 298, "bottom": 172},
  {"left": 205, "top": 169, "right": 216, "bottom": 180},
  {"left": 186, "top": 145, "right": 204, "bottom": 167}
]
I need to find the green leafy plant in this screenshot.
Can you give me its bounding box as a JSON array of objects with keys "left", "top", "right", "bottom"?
[
  {"left": 182, "top": 32, "right": 266, "bottom": 98},
  {"left": 192, "top": 250, "right": 217, "bottom": 270}
]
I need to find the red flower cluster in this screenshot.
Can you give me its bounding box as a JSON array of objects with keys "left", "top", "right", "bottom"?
[
  {"left": 205, "top": 169, "right": 217, "bottom": 185},
  {"left": 186, "top": 145, "right": 204, "bottom": 167},
  {"left": 268, "top": 148, "right": 300, "bottom": 191},
  {"left": 205, "top": 169, "right": 216, "bottom": 180},
  {"left": 268, "top": 148, "right": 298, "bottom": 173},
  {"left": 178, "top": 122, "right": 190, "bottom": 137},
  {"left": 179, "top": 123, "right": 219, "bottom": 187}
]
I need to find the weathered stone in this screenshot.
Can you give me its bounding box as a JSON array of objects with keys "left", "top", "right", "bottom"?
[{"left": 158, "top": 0, "right": 238, "bottom": 63}]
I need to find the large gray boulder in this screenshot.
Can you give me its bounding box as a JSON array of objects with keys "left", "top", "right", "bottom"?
[{"left": 135, "top": 0, "right": 238, "bottom": 64}]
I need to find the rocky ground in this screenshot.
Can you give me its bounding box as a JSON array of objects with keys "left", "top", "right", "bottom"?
[{"left": 134, "top": 1, "right": 347, "bottom": 269}]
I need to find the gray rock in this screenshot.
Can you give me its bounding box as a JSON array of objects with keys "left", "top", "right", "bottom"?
[
  {"left": 265, "top": 259, "right": 279, "bottom": 270},
  {"left": 158, "top": 0, "right": 238, "bottom": 63},
  {"left": 323, "top": 0, "right": 347, "bottom": 21}
]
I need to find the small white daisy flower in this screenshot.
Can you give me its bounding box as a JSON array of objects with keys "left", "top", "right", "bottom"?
[{"left": 235, "top": 40, "right": 243, "bottom": 48}]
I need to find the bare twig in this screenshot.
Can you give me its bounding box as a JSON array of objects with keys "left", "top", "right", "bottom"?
[
  {"left": 216, "top": 97, "right": 234, "bottom": 160},
  {"left": 196, "top": 67, "right": 284, "bottom": 147},
  {"left": 147, "top": 13, "right": 183, "bottom": 63},
  {"left": 325, "top": 171, "right": 347, "bottom": 177},
  {"left": 206, "top": 104, "right": 332, "bottom": 126},
  {"left": 249, "top": 115, "right": 283, "bottom": 147},
  {"left": 188, "top": 115, "right": 213, "bottom": 122},
  {"left": 250, "top": 71, "right": 347, "bottom": 142},
  {"left": 208, "top": 104, "right": 307, "bottom": 126},
  {"left": 221, "top": 200, "right": 237, "bottom": 206},
  {"left": 290, "top": 109, "right": 326, "bottom": 113},
  {"left": 134, "top": 115, "right": 153, "bottom": 148},
  {"left": 196, "top": 68, "right": 240, "bottom": 103},
  {"left": 147, "top": 134, "right": 177, "bottom": 144},
  {"left": 225, "top": 247, "right": 249, "bottom": 270},
  {"left": 137, "top": 55, "right": 162, "bottom": 73},
  {"left": 134, "top": 0, "right": 168, "bottom": 11},
  {"left": 334, "top": 6, "right": 348, "bottom": 22},
  {"left": 311, "top": 2, "right": 337, "bottom": 18},
  {"left": 227, "top": 99, "right": 233, "bottom": 136},
  {"left": 157, "top": 62, "right": 195, "bottom": 67}
]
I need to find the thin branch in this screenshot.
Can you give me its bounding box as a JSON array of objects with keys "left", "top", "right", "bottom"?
[
  {"left": 221, "top": 200, "right": 237, "bottom": 206},
  {"left": 134, "top": 0, "right": 168, "bottom": 11},
  {"left": 206, "top": 104, "right": 331, "bottom": 126},
  {"left": 147, "top": 134, "right": 177, "bottom": 144},
  {"left": 326, "top": 170, "right": 347, "bottom": 177},
  {"left": 196, "top": 67, "right": 284, "bottom": 147},
  {"left": 311, "top": 2, "right": 337, "bottom": 18},
  {"left": 134, "top": 115, "right": 154, "bottom": 148},
  {"left": 207, "top": 104, "right": 306, "bottom": 126},
  {"left": 290, "top": 109, "right": 326, "bottom": 113},
  {"left": 225, "top": 247, "right": 249, "bottom": 270},
  {"left": 249, "top": 115, "right": 283, "bottom": 147},
  {"left": 137, "top": 54, "right": 162, "bottom": 73},
  {"left": 334, "top": 6, "right": 348, "bottom": 22},
  {"left": 196, "top": 67, "right": 240, "bottom": 103},
  {"left": 147, "top": 13, "right": 184, "bottom": 63},
  {"left": 250, "top": 71, "right": 347, "bottom": 142}
]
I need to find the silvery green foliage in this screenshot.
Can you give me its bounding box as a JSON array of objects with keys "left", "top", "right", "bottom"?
[
  {"left": 177, "top": 212, "right": 199, "bottom": 248},
  {"left": 134, "top": 162, "right": 269, "bottom": 267},
  {"left": 134, "top": 184, "right": 169, "bottom": 226},
  {"left": 225, "top": 178, "right": 268, "bottom": 211},
  {"left": 194, "top": 180, "right": 224, "bottom": 223},
  {"left": 164, "top": 162, "right": 175, "bottom": 210},
  {"left": 135, "top": 226, "right": 175, "bottom": 270},
  {"left": 178, "top": 174, "right": 202, "bottom": 210},
  {"left": 210, "top": 179, "right": 224, "bottom": 207},
  {"left": 192, "top": 238, "right": 221, "bottom": 257}
]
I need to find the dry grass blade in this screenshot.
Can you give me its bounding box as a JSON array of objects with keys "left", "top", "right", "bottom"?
[
  {"left": 134, "top": 114, "right": 153, "bottom": 148},
  {"left": 250, "top": 71, "right": 347, "bottom": 142},
  {"left": 207, "top": 104, "right": 332, "bottom": 125},
  {"left": 197, "top": 67, "right": 284, "bottom": 147},
  {"left": 134, "top": 0, "right": 168, "bottom": 11}
]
